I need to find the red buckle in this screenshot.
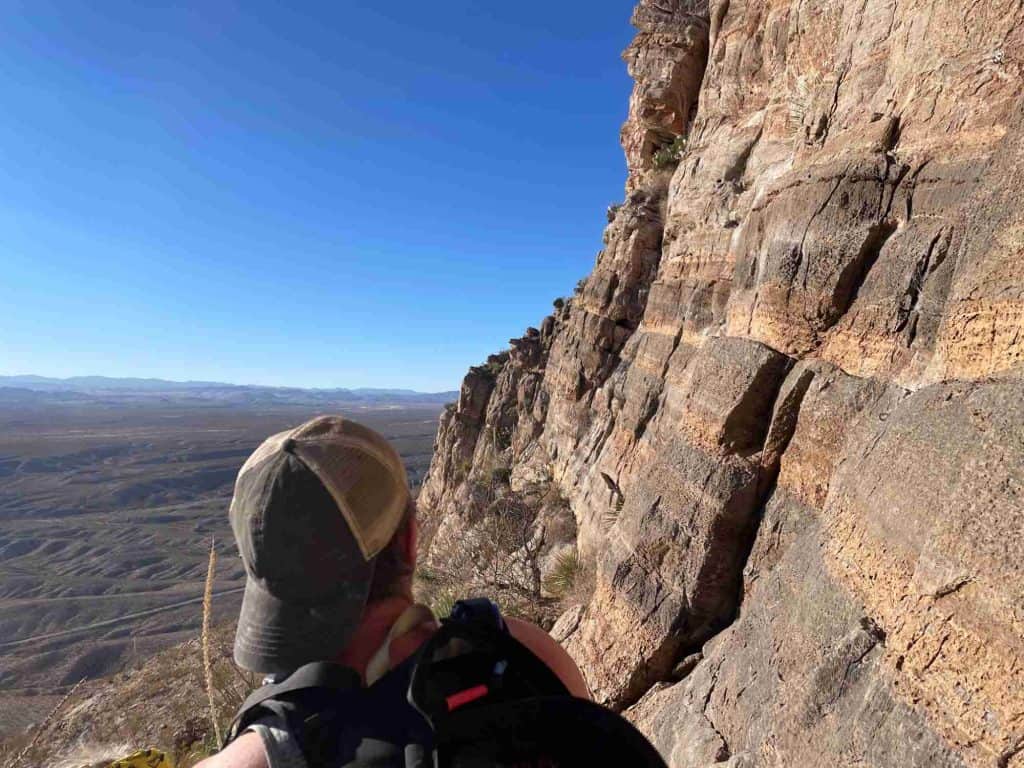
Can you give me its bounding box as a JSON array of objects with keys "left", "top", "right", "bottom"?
[{"left": 445, "top": 684, "right": 489, "bottom": 711}]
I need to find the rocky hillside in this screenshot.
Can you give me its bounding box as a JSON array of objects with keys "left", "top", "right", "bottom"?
[{"left": 419, "top": 1, "right": 1024, "bottom": 766}]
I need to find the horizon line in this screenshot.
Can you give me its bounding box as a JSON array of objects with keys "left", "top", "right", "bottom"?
[{"left": 0, "top": 372, "right": 459, "bottom": 396}]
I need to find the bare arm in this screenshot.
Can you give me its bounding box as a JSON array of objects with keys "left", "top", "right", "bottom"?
[
  {"left": 194, "top": 731, "right": 268, "bottom": 768},
  {"left": 506, "top": 616, "right": 591, "bottom": 699}
]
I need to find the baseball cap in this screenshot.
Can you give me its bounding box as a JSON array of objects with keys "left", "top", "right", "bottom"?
[{"left": 228, "top": 415, "right": 410, "bottom": 673}]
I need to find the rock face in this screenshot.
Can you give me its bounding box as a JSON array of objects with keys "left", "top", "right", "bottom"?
[{"left": 419, "top": 1, "right": 1024, "bottom": 766}]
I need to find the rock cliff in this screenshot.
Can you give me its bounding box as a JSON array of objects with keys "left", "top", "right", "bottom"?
[{"left": 419, "top": 1, "right": 1024, "bottom": 766}]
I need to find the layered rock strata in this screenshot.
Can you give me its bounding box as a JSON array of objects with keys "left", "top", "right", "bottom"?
[{"left": 420, "top": 1, "right": 1024, "bottom": 766}]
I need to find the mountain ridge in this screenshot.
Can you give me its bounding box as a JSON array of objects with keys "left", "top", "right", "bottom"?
[{"left": 0, "top": 374, "right": 455, "bottom": 399}]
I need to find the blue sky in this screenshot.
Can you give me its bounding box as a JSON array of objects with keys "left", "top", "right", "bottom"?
[{"left": 0, "top": 2, "right": 635, "bottom": 391}]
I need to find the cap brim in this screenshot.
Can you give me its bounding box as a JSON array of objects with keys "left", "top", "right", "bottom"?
[{"left": 233, "top": 568, "right": 372, "bottom": 674}]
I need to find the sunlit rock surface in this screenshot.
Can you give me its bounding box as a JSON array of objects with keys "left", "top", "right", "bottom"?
[{"left": 420, "top": 1, "right": 1024, "bottom": 765}]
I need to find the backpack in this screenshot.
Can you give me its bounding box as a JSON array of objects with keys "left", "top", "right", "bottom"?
[{"left": 226, "top": 598, "right": 668, "bottom": 768}]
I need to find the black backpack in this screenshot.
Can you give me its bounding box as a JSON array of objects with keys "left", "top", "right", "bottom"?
[{"left": 226, "top": 598, "right": 668, "bottom": 768}]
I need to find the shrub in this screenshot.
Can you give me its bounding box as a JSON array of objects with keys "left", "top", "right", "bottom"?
[
  {"left": 429, "top": 588, "right": 458, "bottom": 619},
  {"left": 543, "top": 549, "right": 581, "bottom": 599},
  {"left": 651, "top": 135, "right": 687, "bottom": 169},
  {"left": 600, "top": 508, "right": 619, "bottom": 533}
]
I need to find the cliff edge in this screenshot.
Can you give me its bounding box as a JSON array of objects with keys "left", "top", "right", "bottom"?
[{"left": 419, "top": 1, "right": 1024, "bottom": 766}]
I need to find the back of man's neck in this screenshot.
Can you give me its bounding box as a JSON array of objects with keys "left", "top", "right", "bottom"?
[{"left": 335, "top": 595, "right": 415, "bottom": 677}]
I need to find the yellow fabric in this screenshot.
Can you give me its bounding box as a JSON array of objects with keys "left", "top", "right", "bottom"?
[{"left": 108, "top": 748, "right": 173, "bottom": 768}]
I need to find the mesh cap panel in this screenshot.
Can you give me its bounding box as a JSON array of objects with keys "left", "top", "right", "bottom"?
[{"left": 289, "top": 416, "right": 409, "bottom": 559}]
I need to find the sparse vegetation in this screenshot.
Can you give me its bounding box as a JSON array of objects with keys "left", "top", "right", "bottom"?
[
  {"left": 454, "top": 457, "right": 473, "bottom": 483},
  {"left": 479, "top": 353, "right": 507, "bottom": 378},
  {"left": 490, "top": 465, "right": 512, "bottom": 485},
  {"left": 543, "top": 549, "right": 581, "bottom": 599},
  {"left": 601, "top": 507, "right": 620, "bottom": 533},
  {"left": 651, "top": 135, "right": 687, "bottom": 169},
  {"left": 430, "top": 588, "right": 459, "bottom": 619},
  {"left": 9, "top": 678, "right": 85, "bottom": 768},
  {"left": 0, "top": 619, "right": 261, "bottom": 768},
  {"left": 415, "top": 471, "right": 583, "bottom": 629}
]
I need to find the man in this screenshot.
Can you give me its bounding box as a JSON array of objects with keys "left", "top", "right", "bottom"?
[{"left": 198, "top": 415, "right": 588, "bottom": 768}]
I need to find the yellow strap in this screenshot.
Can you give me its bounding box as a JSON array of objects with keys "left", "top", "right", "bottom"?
[{"left": 108, "top": 748, "right": 172, "bottom": 768}]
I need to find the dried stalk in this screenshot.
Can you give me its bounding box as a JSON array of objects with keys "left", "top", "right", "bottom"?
[
  {"left": 202, "top": 537, "right": 222, "bottom": 749},
  {"left": 12, "top": 677, "right": 85, "bottom": 767}
]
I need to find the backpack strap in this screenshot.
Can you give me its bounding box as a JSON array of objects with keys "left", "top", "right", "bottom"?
[
  {"left": 226, "top": 661, "right": 361, "bottom": 744},
  {"left": 365, "top": 603, "right": 438, "bottom": 686}
]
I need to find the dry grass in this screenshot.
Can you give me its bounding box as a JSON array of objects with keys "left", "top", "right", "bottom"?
[
  {"left": 9, "top": 678, "right": 86, "bottom": 768},
  {"left": 543, "top": 549, "right": 581, "bottom": 599},
  {"left": 416, "top": 477, "right": 588, "bottom": 631},
  {"left": 52, "top": 741, "right": 137, "bottom": 768},
  {"left": 0, "top": 626, "right": 257, "bottom": 767},
  {"left": 0, "top": 540, "right": 260, "bottom": 767}
]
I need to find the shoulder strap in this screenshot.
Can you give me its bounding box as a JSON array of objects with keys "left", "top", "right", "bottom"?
[
  {"left": 226, "top": 662, "right": 361, "bottom": 743},
  {"left": 365, "top": 603, "right": 437, "bottom": 686}
]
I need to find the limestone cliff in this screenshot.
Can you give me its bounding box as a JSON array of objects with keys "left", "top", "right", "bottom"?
[{"left": 419, "top": 1, "right": 1024, "bottom": 766}]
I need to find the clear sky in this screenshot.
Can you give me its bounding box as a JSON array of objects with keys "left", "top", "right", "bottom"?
[{"left": 0, "top": 2, "right": 635, "bottom": 392}]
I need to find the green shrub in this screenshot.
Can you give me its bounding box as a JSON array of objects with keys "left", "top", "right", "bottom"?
[{"left": 652, "top": 135, "right": 687, "bottom": 169}]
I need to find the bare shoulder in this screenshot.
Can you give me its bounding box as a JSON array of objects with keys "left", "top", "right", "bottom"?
[
  {"left": 194, "top": 731, "right": 267, "bottom": 768},
  {"left": 505, "top": 616, "right": 591, "bottom": 699}
]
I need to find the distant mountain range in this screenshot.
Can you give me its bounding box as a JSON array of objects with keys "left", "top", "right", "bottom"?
[{"left": 0, "top": 375, "right": 457, "bottom": 408}]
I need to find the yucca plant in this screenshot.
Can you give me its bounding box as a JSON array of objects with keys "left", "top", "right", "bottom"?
[{"left": 544, "top": 549, "right": 581, "bottom": 599}]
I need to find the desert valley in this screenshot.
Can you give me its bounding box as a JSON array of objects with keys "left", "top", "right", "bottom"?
[{"left": 0, "top": 379, "right": 447, "bottom": 738}]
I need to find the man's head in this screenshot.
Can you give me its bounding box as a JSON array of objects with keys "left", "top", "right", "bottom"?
[{"left": 228, "top": 415, "right": 413, "bottom": 674}]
